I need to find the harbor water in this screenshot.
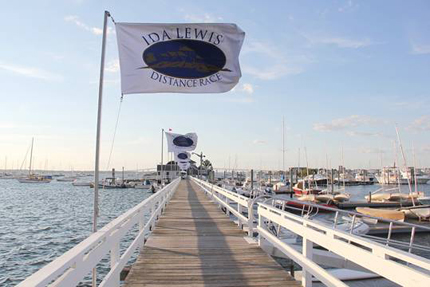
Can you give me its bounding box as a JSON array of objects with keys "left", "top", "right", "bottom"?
[
  {"left": 1, "top": 177, "right": 430, "bottom": 286},
  {"left": 0, "top": 175, "right": 153, "bottom": 286}
]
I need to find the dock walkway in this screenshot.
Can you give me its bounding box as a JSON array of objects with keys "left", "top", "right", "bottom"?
[{"left": 124, "top": 179, "right": 299, "bottom": 287}]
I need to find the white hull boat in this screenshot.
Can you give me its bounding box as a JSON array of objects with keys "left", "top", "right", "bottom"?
[
  {"left": 72, "top": 181, "right": 92, "bottom": 186},
  {"left": 400, "top": 205, "right": 430, "bottom": 220},
  {"left": 135, "top": 184, "right": 151, "bottom": 189},
  {"left": 57, "top": 177, "right": 77, "bottom": 182},
  {"left": 17, "top": 178, "right": 51, "bottom": 183}
]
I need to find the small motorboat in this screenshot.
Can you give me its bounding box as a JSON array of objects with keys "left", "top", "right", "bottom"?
[
  {"left": 399, "top": 205, "right": 430, "bottom": 220},
  {"left": 72, "top": 180, "right": 92, "bottom": 186},
  {"left": 135, "top": 180, "right": 152, "bottom": 190},
  {"left": 315, "top": 194, "right": 335, "bottom": 203},
  {"left": 418, "top": 197, "right": 430, "bottom": 205},
  {"left": 356, "top": 207, "right": 405, "bottom": 222},
  {"left": 57, "top": 177, "right": 77, "bottom": 182},
  {"left": 334, "top": 193, "right": 350, "bottom": 202}
]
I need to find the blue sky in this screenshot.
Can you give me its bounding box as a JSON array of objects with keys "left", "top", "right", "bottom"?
[{"left": 1, "top": 0, "right": 430, "bottom": 171}]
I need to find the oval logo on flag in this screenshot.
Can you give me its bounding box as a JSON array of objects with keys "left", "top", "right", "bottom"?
[
  {"left": 173, "top": 136, "right": 194, "bottom": 147},
  {"left": 143, "top": 39, "right": 226, "bottom": 79},
  {"left": 177, "top": 153, "right": 189, "bottom": 160}
]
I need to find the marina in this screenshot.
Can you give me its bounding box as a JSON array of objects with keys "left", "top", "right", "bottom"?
[
  {"left": 3, "top": 172, "right": 430, "bottom": 286},
  {"left": 2, "top": 1, "right": 430, "bottom": 286}
]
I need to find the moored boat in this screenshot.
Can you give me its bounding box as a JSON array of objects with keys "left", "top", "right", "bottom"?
[
  {"left": 135, "top": 179, "right": 152, "bottom": 189},
  {"left": 293, "top": 180, "right": 322, "bottom": 196},
  {"left": 356, "top": 207, "right": 405, "bottom": 221},
  {"left": 17, "top": 175, "right": 52, "bottom": 183},
  {"left": 72, "top": 180, "right": 92, "bottom": 186},
  {"left": 399, "top": 205, "right": 430, "bottom": 220}
]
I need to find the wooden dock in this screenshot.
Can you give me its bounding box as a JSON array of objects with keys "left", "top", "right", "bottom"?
[{"left": 124, "top": 179, "right": 299, "bottom": 287}]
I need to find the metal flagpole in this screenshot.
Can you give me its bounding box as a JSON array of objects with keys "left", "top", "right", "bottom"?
[
  {"left": 92, "top": 10, "right": 110, "bottom": 287},
  {"left": 161, "top": 128, "right": 164, "bottom": 184}
]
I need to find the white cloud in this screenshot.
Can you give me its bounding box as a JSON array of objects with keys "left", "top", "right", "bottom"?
[
  {"left": 411, "top": 43, "right": 430, "bottom": 55},
  {"left": 407, "top": 115, "right": 430, "bottom": 131},
  {"left": 338, "top": 0, "right": 359, "bottom": 13},
  {"left": 0, "top": 63, "right": 63, "bottom": 81},
  {"left": 313, "top": 115, "right": 381, "bottom": 132},
  {"left": 253, "top": 139, "right": 267, "bottom": 145},
  {"left": 224, "top": 96, "right": 255, "bottom": 104},
  {"left": 242, "top": 40, "right": 310, "bottom": 80},
  {"left": 242, "top": 83, "right": 254, "bottom": 94},
  {"left": 301, "top": 31, "right": 376, "bottom": 49},
  {"left": 314, "top": 37, "right": 374, "bottom": 49},
  {"left": 242, "top": 40, "right": 283, "bottom": 58},
  {"left": 346, "top": 131, "right": 383, "bottom": 137},
  {"left": 64, "top": 15, "right": 113, "bottom": 35},
  {"left": 359, "top": 148, "right": 384, "bottom": 154},
  {"left": 183, "top": 13, "right": 223, "bottom": 23},
  {"left": 242, "top": 64, "right": 303, "bottom": 80},
  {"left": 232, "top": 83, "right": 254, "bottom": 94},
  {"left": 0, "top": 123, "right": 50, "bottom": 129},
  {"left": 105, "top": 59, "right": 120, "bottom": 73}
]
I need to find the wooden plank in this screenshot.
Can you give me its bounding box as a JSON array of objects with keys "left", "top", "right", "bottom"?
[{"left": 124, "top": 179, "right": 299, "bottom": 287}]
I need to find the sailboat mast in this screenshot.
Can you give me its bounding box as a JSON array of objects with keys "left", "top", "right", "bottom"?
[
  {"left": 413, "top": 143, "right": 418, "bottom": 194},
  {"left": 342, "top": 146, "right": 345, "bottom": 190},
  {"left": 282, "top": 117, "right": 285, "bottom": 172},
  {"left": 395, "top": 125, "right": 413, "bottom": 195},
  {"left": 29, "top": 137, "right": 34, "bottom": 176}
]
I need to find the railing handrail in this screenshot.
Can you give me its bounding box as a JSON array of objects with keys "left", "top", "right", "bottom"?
[
  {"left": 258, "top": 202, "right": 430, "bottom": 286},
  {"left": 17, "top": 178, "right": 181, "bottom": 287},
  {"left": 267, "top": 196, "right": 430, "bottom": 231},
  {"left": 194, "top": 178, "right": 250, "bottom": 205}
]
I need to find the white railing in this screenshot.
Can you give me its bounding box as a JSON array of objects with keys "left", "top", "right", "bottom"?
[
  {"left": 192, "top": 177, "right": 254, "bottom": 235},
  {"left": 192, "top": 177, "right": 430, "bottom": 287},
  {"left": 258, "top": 201, "right": 430, "bottom": 287},
  {"left": 17, "top": 178, "right": 180, "bottom": 287}
]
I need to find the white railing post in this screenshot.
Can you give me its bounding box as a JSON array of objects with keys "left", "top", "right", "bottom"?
[
  {"left": 238, "top": 204, "right": 243, "bottom": 229},
  {"left": 138, "top": 208, "right": 145, "bottom": 250},
  {"left": 302, "top": 223, "right": 313, "bottom": 287},
  {"left": 258, "top": 207, "right": 263, "bottom": 246},
  {"left": 110, "top": 241, "right": 120, "bottom": 287},
  {"left": 247, "top": 201, "right": 254, "bottom": 237}
]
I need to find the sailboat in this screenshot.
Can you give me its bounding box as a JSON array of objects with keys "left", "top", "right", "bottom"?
[
  {"left": 17, "top": 138, "right": 52, "bottom": 183},
  {"left": 398, "top": 144, "right": 430, "bottom": 220}
]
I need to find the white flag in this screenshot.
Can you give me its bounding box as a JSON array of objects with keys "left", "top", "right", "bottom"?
[
  {"left": 175, "top": 151, "right": 191, "bottom": 162},
  {"left": 178, "top": 161, "right": 191, "bottom": 170},
  {"left": 115, "top": 23, "right": 245, "bottom": 94},
  {"left": 165, "top": 132, "right": 198, "bottom": 153}
]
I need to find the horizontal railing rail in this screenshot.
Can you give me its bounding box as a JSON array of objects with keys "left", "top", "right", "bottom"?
[
  {"left": 192, "top": 177, "right": 254, "bottom": 235},
  {"left": 17, "top": 178, "right": 181, "bottom": 287},
  {"left": 271, "top": 197, "right": 430, "bottom": 255},
  {"left": 258, "top": 200, "right": 430, "bottom": 287}
]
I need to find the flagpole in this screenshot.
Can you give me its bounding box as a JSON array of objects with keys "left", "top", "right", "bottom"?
[{"left": 92, "top": 10, "right": 110, "bottom": 287}]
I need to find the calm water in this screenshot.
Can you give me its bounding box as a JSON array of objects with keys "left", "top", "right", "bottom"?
[
  {"left": 1, "top": 178, "right": 430, "bottom": 286},
  {"left": 0, "top": 175, "right": 153, "bottom": 286}
]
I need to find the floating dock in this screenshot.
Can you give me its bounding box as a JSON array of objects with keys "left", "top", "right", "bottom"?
[
  {"left": 124, "top": 179, "right": 299, "bottom": 286},
  {"left": 336, "top": 200, "right": 415, "bottom": 209}
]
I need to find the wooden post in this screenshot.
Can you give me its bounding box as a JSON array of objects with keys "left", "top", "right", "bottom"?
[
  {"left": 331, "top": 169, "right": 334, "bottom": 193},
  {"left": 290, "top": 168, "right": 294, "bottom": 198},
  {"left": 251, "top": 169, "right": 254, "bottom": 191}
]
